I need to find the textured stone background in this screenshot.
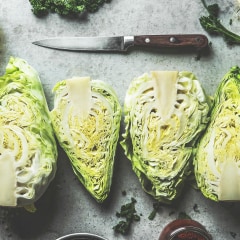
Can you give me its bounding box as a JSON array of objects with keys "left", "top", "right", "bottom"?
[{"left": 1, "top": 0, "right": 240, "bottom": 239}]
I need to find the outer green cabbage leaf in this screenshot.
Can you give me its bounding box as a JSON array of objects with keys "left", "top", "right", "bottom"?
[
  {"left": 0, "top": 57, "right": 58, "bottom": 207},
  {"left": 121, "top": 71, "right": 211, "bottom": 203},
  {"left": 194, "top": 66, "right": 240, "bottom": 201},
  {"left": 50, "top": 77, "right": 121, "bottom": 202}
]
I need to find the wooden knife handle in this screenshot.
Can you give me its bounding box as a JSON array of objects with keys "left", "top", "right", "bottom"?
[{"left": 133, "top": 34, "right": 208, "bottom": 50}]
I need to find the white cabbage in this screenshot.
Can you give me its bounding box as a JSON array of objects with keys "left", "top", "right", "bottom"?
[
  {"left": 194, "top": 66, "right": 240, "bottom": 201},
  {"left": 50, "top": 77, "right": 121, "bottom": 202},
  {"left": 121, "top": 71, "right": 211, "bottom": 203},
  {"left": 0, "top": 57, "right": 57, "bottom": 207}
]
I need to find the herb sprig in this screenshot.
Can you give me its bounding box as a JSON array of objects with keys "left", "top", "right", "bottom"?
[{"left": 200, "top": 0, "right": 240, "bottom": 44}]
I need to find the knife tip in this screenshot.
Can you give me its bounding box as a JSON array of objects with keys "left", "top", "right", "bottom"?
[{"left": 32, "top": 41, "right": 40, "bottom": 46}]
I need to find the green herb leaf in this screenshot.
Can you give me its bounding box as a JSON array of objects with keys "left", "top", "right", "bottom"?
[{"left": 113, "top": 198, "right": 140, "bottom": 235}]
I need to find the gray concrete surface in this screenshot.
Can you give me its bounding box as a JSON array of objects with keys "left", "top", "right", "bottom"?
[{"left": 1, "top": 0, "right": 240, "bottom": 239}]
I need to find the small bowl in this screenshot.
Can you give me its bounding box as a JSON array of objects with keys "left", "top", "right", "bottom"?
[{"left": 56, "top": 233, "right": 108, "bottom": 240}]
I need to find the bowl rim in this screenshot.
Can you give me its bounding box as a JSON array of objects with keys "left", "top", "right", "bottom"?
[{"left": 56, "top": 232, "right": 108, "bottom": 240}]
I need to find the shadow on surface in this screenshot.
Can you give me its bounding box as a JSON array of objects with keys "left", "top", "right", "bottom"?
[
  {"left": 131, "top": 43, "right": 212, "bottom": 60},
  {"left": 3, "top": 147, "right": 68, "bottom": 239},
  {"left": 8, "top": 178, "right": 60, "bottom": 239}
]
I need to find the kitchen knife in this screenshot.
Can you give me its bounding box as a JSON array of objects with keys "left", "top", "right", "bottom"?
[{"left": 32, "top": 34, "right": 208, "bottom": 52}]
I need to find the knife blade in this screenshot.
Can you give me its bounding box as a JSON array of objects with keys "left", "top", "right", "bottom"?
[{"left": 32, "top": 34, "right": 208, "bottom": 52}]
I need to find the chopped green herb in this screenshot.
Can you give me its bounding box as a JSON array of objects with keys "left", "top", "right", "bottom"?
[
  {"left": 113, "top": 198, "right": 140, "bottom": 235},
  {"left": 230, "top": 231, "right": 237, "bottom": 238},
  {"left": 28, "top": 0, "right": 111, "bottom": 17},
  {"left": 148, "top": 210, "right": 157, "bottom": 221},
  {"left": 193, "top": 204, "right": 200, "bottom": 213},
  {"left": 148, "top": 202, "right": 162, "bottom": 220},
  {"left": 121, "top": 190, "right": 127, "bottom": 196}
]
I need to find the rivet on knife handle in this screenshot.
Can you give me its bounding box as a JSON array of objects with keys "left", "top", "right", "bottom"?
[{"left": 133, "top": 34, "right": 209, "bottom": 50}]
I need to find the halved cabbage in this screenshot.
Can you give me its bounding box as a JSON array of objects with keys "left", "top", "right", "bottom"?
[
  {"left": 194, "top": 66, "right": 240, "bottom": 201},
  {"left": 50, "top": 77, "right": 121, "bottom": 202},
  {"left": 0, "top": 57, "right": 58, "bottom": 207},
  {"left": 121, "top": 71, "right": 211, "bottom": 203}
]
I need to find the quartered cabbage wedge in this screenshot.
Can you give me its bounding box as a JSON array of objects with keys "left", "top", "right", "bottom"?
[
  {"left": 50, "top": 77, "right": 121, "bottom": 202},
  {"left": 194, "top": 66, "right": 240, "bottom": 201},
  {"left": 121, "top": 71, "right": 211, "bottom": 203},
  {"left": 0, "top": 57, "right": 58, "bottom": 207}
]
